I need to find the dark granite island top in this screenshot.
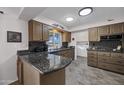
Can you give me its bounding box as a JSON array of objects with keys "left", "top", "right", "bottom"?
[{"left": 18, "top": 52, "right": 72, "bottom": 74}]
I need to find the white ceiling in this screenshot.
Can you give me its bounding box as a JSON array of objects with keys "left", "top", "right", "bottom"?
[
  {"left": 37, "top": 7, "right": 124, "bottom": 31},
  {"left": 1, "top": 7, "right": 124, "bottom": 31},
  {"left": 0, "top": 7, "right": 22, "bottom": 17}
]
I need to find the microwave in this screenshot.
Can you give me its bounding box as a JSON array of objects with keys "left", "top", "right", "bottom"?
[{"left": 100, "top": 34, "right": 122, "bottom": 40}]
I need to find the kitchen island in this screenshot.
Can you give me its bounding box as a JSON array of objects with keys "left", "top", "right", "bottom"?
[{"left": 17, "top": 48, "right": 74, "bottom": 85}]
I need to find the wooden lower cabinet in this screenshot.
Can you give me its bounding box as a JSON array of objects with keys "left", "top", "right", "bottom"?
[
  {"left": 20, "top": 60, "right": 65, "bottom": 85},
  {"left": 87, "top": 51, "right": 98, "bottom": 67},
  {"left": 17, "top": 57, "right": 23, "bottom": 84},
  {"left": 53, "top": 48, "right": 75, "bottom": 60},
  {"left": 87, "top": 51, "right": 124, "bottom": 74},
  {"left": 97, "top": 52, "right": 110, "bottom": 64},
  {"left": 40, "top": 69, "right": 65, "bottom": 85},
  {"left": 17, "top": 49, "right": 74, "bottom": 84},
  {"left": 98, "top": 62, "right": 124, "bottom": 74}
]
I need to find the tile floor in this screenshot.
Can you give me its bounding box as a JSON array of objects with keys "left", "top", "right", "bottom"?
[{"left": 66, "top": 56, "right": 124, "bottom": 85}]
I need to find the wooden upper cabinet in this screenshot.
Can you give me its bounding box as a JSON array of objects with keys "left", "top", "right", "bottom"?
[
  {"left": 62, "top": 31, "right": 71, "bottom": 42},
  {"left": 110, "top": 23, "right": 124, "bottom": 34},
  {"left": 88, "top": 27, "right": 99, "bottom": 41},
  {"left": 43, "top": 24, "right": 50, "bottom": 41},
  {"left": 28, "top": 20, "right": 43, "bottom": 41},
  {"left": 97, "top": 25, "right": 110, "bottom": 36}
]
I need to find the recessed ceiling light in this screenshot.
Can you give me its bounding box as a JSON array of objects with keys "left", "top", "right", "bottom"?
[
  {"left": 66, "top": 17, "right": 74, "bottom": 22},
  {"left": 79, "top": 7, "right": 93, "bottom": 16}
]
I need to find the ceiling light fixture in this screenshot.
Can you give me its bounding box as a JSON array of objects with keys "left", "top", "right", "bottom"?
[
  {"left": 66, "top": 17, "right": 74, "bottom": 22},
  {"left": 79, "top": 7, "right": 93, "bottom": 16}
]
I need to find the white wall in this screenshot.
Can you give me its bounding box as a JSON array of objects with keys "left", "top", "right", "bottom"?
[
  {"left": 0, "top": 14, "right": 28, "bottom": 84},
  {"left": 69, "top": 30, "right": 89, "bottom": 58}
]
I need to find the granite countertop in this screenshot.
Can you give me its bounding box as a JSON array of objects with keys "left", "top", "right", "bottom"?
[
  {"left": 18, "top": 48, "right": 73, "bottom": 74},
  {"left": 17, "top": 47, "right": 75, "bottom": 56},
  {"left": 48, "top": 47, "right": 74, "bottom": 54},
  {"left": 87, "top": 48, "right": 124, "bottom": 53}
]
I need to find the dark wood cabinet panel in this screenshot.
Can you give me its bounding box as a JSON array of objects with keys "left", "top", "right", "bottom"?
[
  {"left": 110, "top": 53, "right": 124, "bottom": 66},
  {"left": 110, "top": 23, "right": 124, "bottom": 34},
  {"left": 97, "top": 52, "right": 111, "bottom": 67},
  {"left": 53, "top": 49, "right": 74, "bottom": 60},
  {"left": 111, "top": 52, "right": 124, "bottom": 58},
  {"left": 87, "top": 51, "right": 98, "bottom": 67},
  {"left": 98, "top": 62, "right": 124, "bottom": 74},
  {"left": 88, "top": 51, "right": 124, "bottom": 74},
  {"left": 89, "top": 23, "right": 124, "bottom": 42},
  {"left": 88, "top": 27, "right": 99, "bottom": 41},
  {"left": 40, "top": 69, "right": 65, "bottom": 85},
  {"left": 28, "top": 20, "right": 43, "bottom": 41},
  {"left": 98, "top": 52, "right": 111, "bottom": 57},
  {"left": 29, "top": 20, "right": 51, "bottom": 41},
  {"left": 97, "top": 25, "right": 110, "bottom": 36},
  {"left": 34, "top": 21, "right": 43, "bottom": 41},
  {"left": 17, "top": 57, "right": 66, "bottom": 85},
  {"left": 17, "top": 57, "right": 23, "bottom": 84}
]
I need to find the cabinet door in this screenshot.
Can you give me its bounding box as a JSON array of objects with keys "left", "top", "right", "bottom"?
[
  {"left": 62, "top": 31, "right": 71, "bottom": 42},
  {"left": 98, "top": 62, "right": 124, "bottom": 74},
  {"left": 33, "top": 21, "right": 43, "bottom": 41},
  {"left": 98, "top": 25, "right": 110, "bottom": 36},
  {"left": 110, "top": 23, "right": 124, "bottom": 34},
  {"left": 17, "top": 57, "right": 23, "bottom": 84},
  {"left": 87, "top": 51, "right": 98, "bottom": 67},
  {"left": 88, "top": 27, "right": 99, "bottom": 41},
  {"left": 43, "top": 24, "right": 49, "bottom": 41},
  {"left": 28, "top": 20, "right": 43, "bottom": 41}
]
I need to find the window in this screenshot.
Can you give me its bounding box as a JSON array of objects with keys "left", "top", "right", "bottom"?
[{"left": 47, "top": 30, "right": 62, "bottom": 49}]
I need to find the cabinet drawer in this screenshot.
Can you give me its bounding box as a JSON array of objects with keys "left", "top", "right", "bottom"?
[
  {"left": 110, "top": 58, "right": 124, "bottom": 66},
  {"left": 111, "top": 53, "right": 124, "bottom": 58},
  {"left": 88, "top": 51, "right": 97, "bottom": 55},
  {"left": 88, "top": 57, "right": 97, "bottom": 67},
  {"left": 88, "top": 58, "right": 97, "bottom": 62},
  {"left": 98, "top": 52, "right": 110, "bottom": 57},
  {"left": 98, "top": 56, "right": 110, "bottom": 63},
  {"left": 87, "top": 60, "right": 97, "bottom": 67},
  {"left": 88, "top": 55, "right": 97, "bottom": 59},
  {"left": 98, "top": 62, "right": 124, "bottom": 74}
]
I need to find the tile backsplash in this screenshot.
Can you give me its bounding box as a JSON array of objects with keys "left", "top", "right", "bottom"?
[
  {"left": 29, "top": 41, "right": 48, "bottom": 52},
  {"left": 89, "top": 40, "right": 122, "bottom": 49}
]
